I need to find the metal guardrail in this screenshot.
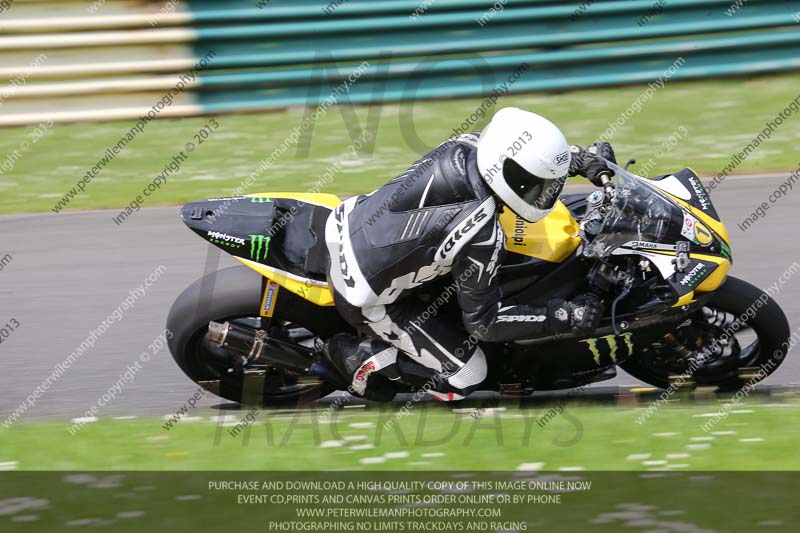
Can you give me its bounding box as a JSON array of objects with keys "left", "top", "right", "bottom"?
[{"left": 0, "top": 0, "right": 798, "bottom": 125}]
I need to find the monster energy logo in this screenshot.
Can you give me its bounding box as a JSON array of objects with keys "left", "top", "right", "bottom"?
[
  {"left": 207, "top": 231, "right": 245, "bottom": 248},
  {"left": 581, "top": 332, "right": 634, "bottom": 365},
  {"left": 688, "top": 176, "right": 711, "bottom": 211},
  {"left": 250, "top": 197, "right": 272, "bottom": 203},
  {"left": 249, "top": 235, "right": 271, "bottom": 261}
]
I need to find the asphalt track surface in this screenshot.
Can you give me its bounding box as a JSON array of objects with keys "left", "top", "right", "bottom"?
[{"left": 1, "top": 175, "right": 799, "bottom": 421}]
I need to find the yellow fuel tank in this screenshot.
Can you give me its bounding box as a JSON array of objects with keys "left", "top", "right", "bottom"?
[{"left": 499, "top": 201, "right": 581, "bottom": 263}]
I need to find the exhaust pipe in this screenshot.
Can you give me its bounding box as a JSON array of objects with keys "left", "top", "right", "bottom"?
[
  {"left": 208, "top": 321, "right": 229, "bottom": 345},
  {"left": 208, "top": 321, "right": 267, "bottom": 361},
  {"left": 208, "top": 321, "right": 316, "bottom": 373}
]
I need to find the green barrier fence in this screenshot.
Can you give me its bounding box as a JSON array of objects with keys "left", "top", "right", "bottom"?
[{"left": 0, "top": 0, "right": 798, "bottom": 125}]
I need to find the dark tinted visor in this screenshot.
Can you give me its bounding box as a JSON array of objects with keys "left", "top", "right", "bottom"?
[{"left": 503, "top": 158, "right": 566, "bottom": 210}]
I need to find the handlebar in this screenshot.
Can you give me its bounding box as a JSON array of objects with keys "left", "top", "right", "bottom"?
[{"left": 599, "top": 171, "right": 615, "bottom": 197}]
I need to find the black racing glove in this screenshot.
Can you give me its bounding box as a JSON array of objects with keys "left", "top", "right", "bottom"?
[
  {"left": 568, "top": 142, "right": 616, "bottom": 187},
  {"left": 568, "top": 293, "right": 604, "bottom": 334},
  {"left": 548, "top": 294, "right": 604, "bottom": 334},
  {"left": 588, "top": 142, "right": 616, "bottom": 164}
]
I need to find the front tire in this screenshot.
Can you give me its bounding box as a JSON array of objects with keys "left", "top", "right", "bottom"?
[
  {"left": 620, "top": 276, "right": 790, "bottom": 390},
  {"left": 166, "top": 266, "right": 351, "bottom": 406}
]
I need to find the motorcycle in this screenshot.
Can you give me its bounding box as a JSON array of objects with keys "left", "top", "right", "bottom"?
[{"left": 166, "top": 160, "right": 790, "bottom": 405}]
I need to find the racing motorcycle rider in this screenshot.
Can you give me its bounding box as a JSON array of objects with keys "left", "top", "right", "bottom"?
[{"left": 322, "top": 107, "right": 616, "bottom": 401}]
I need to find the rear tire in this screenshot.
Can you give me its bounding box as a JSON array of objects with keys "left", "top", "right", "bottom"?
[
  {"left": 620, "top": 276, "right": 790, "bottom": 390},
  {"left": 166, "top": 266, "right": 351, "bottom": 406}
]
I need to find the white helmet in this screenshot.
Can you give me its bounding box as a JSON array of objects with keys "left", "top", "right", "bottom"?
[{"left": 477, "top": 107, "right": 571, "bottom": 222}]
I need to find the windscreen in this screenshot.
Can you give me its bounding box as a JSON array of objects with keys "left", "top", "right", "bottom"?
[{"left": 588, "top": 166, "right": 684, "bottom": 254}]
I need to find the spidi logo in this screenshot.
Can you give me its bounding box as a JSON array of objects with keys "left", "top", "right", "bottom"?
[
  {"left": 497, "top": 314, "right": 546, "bottom": 323},
  {"left": 437, "top": 200, "right": 492, "bottom": 259}
]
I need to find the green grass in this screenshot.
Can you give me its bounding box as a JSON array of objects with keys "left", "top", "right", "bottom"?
[
  {"left": 1, "top": 72, "right": 800, "bottom": 214},
  {"left": 2, "top": 400, "right": 797, "bottom": 531},
  {"left": 2, "top": 399, "right": 798, "bottom": 471},
  {"left": 1, "top": 469, "right": 796, "bottom": 532}
]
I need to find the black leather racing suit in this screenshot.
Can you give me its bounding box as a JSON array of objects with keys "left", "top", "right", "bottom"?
[{"left": 325, "top": 133, "right": 571, "bottom": 400}]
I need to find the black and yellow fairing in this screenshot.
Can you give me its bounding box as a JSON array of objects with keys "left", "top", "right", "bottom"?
[
  {"left": 182, "top": 167, "right": 730, "bottom": 311},
  {"left": 641, "top": 168, "right": 732, "bottom": 305},
  {"left": 489, "top": 168, "right": 732, "bottom": 376},
  {"left": 601, "top": 166, "right": 732, "bottom": 306},
  {"left": 180, "top": 193, "right": 339, "bottom": 307},
  {"left": 498, "top": 167, "right": 732, "bottom": 307}
]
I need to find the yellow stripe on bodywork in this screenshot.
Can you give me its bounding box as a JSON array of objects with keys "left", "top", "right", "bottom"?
[
  {"left": 499, "top": 202, "right": 581, "bottom": 262},
  {"left": 237, "top": 258, "right": 335, "bottom": 306},
  {"left": 653, "top": 251, "right": 730, "bottom": 288},
  {"left": 691, "top": 253, "right": 732, "bottom": 293},
  {"left": 647, "top": 250, "right": 731, "bottom": 296},
  {"left": 657, "top": 189, "right": 731, "bottom": 248},
  {"left": 246, "top": 192, "right": 341, "bottom": 209},
  {"left": 643, "top": 248, "right": 729, "bottom": 307}
]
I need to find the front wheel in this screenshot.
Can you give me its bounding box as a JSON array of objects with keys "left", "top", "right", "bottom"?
[
  {"left": 166, "top": 266, "right": 352, "bottom": 406},
  {"left": 620, "top": 276, "right": 791, "bottom": 390}
]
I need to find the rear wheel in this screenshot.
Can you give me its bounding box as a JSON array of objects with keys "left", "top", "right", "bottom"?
[
  {"left": 620, "top": 276, "right": 790, "bottom": 390},
  {"left": 166, "top": 266, "right": 352, "bottom": 406}
]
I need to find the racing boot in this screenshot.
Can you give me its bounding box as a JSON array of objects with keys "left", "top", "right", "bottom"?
[{"left": 320, "top": 333, "right": 400, "bottom": 402}]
